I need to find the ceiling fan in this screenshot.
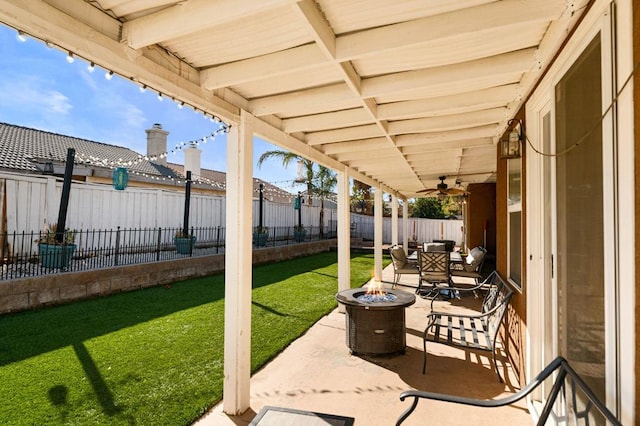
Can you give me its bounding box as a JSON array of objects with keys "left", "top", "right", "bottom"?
[{"left": 417, "top": 176, "right": 470, "bottom": 196}]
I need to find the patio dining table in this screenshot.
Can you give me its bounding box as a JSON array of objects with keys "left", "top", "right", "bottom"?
[{"left": 408, "top": 250, "right": 463, "bottom": 264}]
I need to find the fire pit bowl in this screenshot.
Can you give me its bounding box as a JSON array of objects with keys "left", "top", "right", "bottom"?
[{"left": 336, "top": 287, "right": 416, "bottom": 355}]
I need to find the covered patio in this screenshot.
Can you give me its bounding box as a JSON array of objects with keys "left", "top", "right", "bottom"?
[
  {"left": 0, "top": 0, "right": 635, "bottom": 424},
  {"left": 197, "top": 267, "right": 529, "bottom": 425}
]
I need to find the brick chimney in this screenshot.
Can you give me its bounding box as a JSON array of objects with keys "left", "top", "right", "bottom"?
[
  {"left": 184, "top": 142, "right": 202, "bottom": 178},
  {"left": 146, "top": 123, "right": 169, "bottom": 165}
]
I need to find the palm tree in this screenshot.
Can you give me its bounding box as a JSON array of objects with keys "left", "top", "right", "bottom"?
[
  {"left": 257, "top": 150, "right": 338, "bottom": 237},
  {"left": 313, "top": 166, "right": 337, "bottom": 238},
  {"left": 257, "top": 150, "right": 314, "bottom": 205}
]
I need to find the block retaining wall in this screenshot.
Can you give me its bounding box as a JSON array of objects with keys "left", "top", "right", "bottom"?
[{"left": 0, "top": 240, "right": 334, "bottom": 314}]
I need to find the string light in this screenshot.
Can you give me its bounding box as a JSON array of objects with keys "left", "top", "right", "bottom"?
[
  {"left": 87, "top": 62, "right": 95, "bottom": 72},
  {"left": 157, "top": 92, "right": 163, "bottom": 101},
  {"left": 139, "top": 84, "right": 146, "bottom": 93},
  {"left": 66, "top": 52, "right": 74, "bottom": 63},
  {"left": 16, "top": 31, "right": 27, "bottom": 42},
  {"left": 105, "top": 70, "right": 114, "bottom": 80}
]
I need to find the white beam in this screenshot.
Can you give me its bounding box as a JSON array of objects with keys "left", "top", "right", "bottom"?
[
  {"left": 293, "top": 0, "right": 336, "bottom": 58},
  {"left": 362, "top": 48, "right": 537, "bottom": 98},
  {"left": 307, "top": 124, "right": 383, "bottom": 145},
  {"left": 401, "top": 138, "right": 494, "bottom": 154},
  {"left": 337, "top": 167, "right": 351, "bottom": 313},
  {"left": 396, "top": 125, "right": 499, "bottom": 147},
  {"left": 402, "top": 200, "right": 409, "bottom": 255},
  {"left": 122, "top": 0, "right": 295, "bottom": 49},
  {"left": 391, "top": 195, "right": 398, "bottom": 246},
  {"left": 389, "top": 107, "right": 507, "bottom": 135},
  {"left": 249, "top": 83, "right": 356, "bottom": 117},
  {"left": 374, "top": 187, "right": 383, "bottom": 281},
  {"left": 321, "top": 138, "right": 390, "bottom": 154},
  {"left": 223, "top": 111, "right": 254, "bottom": 415},
  {"left": 202, "top": 44, "right": 324, "bottom": 90},
  {"left": 283, "top": 108, "right": 371, "bottom": 133},
  {"left": 378, "top": 84, "right": 519, "bottom": 120},
  {"left": 335, "top": 0, "right": 565, "bottom": 60}
]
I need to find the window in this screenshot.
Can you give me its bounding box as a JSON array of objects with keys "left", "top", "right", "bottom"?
[{"left": 507, "top": 157, "right": 522, "bottom": 289}]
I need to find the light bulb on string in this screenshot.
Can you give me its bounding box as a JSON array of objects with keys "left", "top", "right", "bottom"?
[
  {"left": 87, "top": 62, "right": 95, "bottom": 72},
  {"left": 139, "top": 84, "right": 146, "bottom": 93},
  {"left": 157, "top": 92, "right": 163, "bottom": 101},
  {"left": 16, "top": 31, "right": 27, "bottom": 42},
  {"left": 105, "top": 70, "right": 114, "bottom": 80},
  {"left": 66, "top": 52, "right": 74, "bottom": 63}
]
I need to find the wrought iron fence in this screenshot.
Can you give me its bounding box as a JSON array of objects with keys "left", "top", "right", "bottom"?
[{"left": 0, "top": 224, "right": 336, "bottom": 281}]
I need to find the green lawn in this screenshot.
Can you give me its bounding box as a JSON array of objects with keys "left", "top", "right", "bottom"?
[{"left": 0, "top": 251, "right": 387, "bottom": 425}]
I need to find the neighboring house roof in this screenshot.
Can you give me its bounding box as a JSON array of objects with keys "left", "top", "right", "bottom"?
[
  {"left": 167, "top": 163, "right": 294, "bottom": 204},
  {"left": 0, "top": 121, "right": 176, "bottom": 178},
  {"left": 0, "top": 122, "right": 294, "bottom": 203}
]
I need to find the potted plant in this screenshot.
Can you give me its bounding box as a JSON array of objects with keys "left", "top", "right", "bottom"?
[
  {"left": 253, "top": 226, "right": 269, "bottom": 247},
  {"left": 174, "top": 229, "right": 196, "bottom": 254},
  {"left": 37, "top": 223, "right": 77, "bottom": 269},
  {"left": 293, "top": 225, "right": 306, "bottom": 242}
]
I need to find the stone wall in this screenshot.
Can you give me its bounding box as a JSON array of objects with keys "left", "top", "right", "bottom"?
[{"left": 0, "top": 240, "right": 334, "bottom": 314}]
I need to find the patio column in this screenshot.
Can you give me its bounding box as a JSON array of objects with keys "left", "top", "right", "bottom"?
[
  {"left": 391, "top": 195, "right": 398, "bottom": 246},
  {"left": 337, "top": 167, "right": 351, "bottom": 313},
  {"left": 402, "top": 198, "right": 409, "bottom": 254},
  {"left": 374, "top": 187, "right": 383, "bottom": 281},
  {"left": 223, "top": 110, "right": 253, "bottom": 415}
]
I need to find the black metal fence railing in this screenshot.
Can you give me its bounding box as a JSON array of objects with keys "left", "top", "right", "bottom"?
[{"left": 0, "top": 224, "right": 336, "bottom": 281}]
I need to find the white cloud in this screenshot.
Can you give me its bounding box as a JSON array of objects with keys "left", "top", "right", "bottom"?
[{"left": 0, "top": 77, "right": 72, "bottom": 116}]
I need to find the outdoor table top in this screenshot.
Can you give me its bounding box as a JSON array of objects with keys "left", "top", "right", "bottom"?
[{"left": 408, "top": 250, "right": 463, "bottom": 263}]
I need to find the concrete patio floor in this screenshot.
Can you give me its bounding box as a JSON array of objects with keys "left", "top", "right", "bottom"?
[{"left": 195, "top": 264, "right": 532, "bottom": 425}]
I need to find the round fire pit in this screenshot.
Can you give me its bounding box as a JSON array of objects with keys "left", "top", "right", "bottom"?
[{"left": 336, "top": 287, "right": 415, "bottom": 355}]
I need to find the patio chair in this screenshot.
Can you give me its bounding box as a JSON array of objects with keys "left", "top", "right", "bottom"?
[
  {"left": 417, "top": 250, "right": 451, "bottom": 297},
  {"left": 422, "top": 242, "right": 446, "bottom": 252},
  {"left": 397, "top": 356, "right": 621, "bottom": 425},
  {"left": 389, "top": 245, "right": 419, "bottom": 289},
  {"left": 450, "top": 246, "right": 487, "bottom": 288}
]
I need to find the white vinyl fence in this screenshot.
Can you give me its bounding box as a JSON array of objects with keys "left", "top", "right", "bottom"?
[
  {"left": 1, "top": 172, "right": 324, "bottom": 233},
  {"left": 1, "top": 172, "right": 461, "bottom": 245},
  {"left": 350, "top": 213, "right": 463, "bottom": 246}
]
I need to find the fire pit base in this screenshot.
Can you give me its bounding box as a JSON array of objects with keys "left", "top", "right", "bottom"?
[
  {"left": 344, "top": 305, "right": 407, "bottom": 355},
  {"left": 336, "top": 288, "right": 416, "bottom": 356}
]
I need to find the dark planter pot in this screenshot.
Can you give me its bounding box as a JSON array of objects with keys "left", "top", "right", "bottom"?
[
  {"left": 294, "top": 229, "right": 306, "bottom": 242},
  {"left": 175, "top": 236, "right": 196, "bottom": 254},
  {"left": 38, "top": 243, "right": 76, "bottom": 269},
  {"left": 253, "top": 232, "right": 268, "bottom": 247}
]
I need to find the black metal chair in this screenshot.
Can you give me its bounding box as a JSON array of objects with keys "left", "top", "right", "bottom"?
[
  {"left": 397, "top": 356, "right": 621, "bottom": 425},
  {"left": 417, "top": 250, "right": 450, "bottom": 296}
]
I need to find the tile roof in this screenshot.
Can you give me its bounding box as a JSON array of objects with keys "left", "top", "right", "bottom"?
[
  {"left": 0, "top": 121, "right": 176, "bottom": 177},
  {"left": 0, "top": 122, "right": 294, "bottom": 202}
]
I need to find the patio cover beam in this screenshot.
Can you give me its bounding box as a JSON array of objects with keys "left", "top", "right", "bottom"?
[{"left": 223, "top": 112, "right": 254, "bottom": 415}]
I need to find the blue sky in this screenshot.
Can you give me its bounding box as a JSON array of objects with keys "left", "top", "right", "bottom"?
[{"left": 0, "top": 25, "right": 302, "bottom": 191}]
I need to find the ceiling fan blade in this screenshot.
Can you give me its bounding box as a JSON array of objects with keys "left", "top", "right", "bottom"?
[
  {"left": 447, "top": 188, "right": 470, "bottom": 195},
  {"left": 416, "top": 188, "right": 438, "bottom": 194}
]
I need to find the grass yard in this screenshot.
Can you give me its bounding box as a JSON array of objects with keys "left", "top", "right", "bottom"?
[{"left": 0, "top": 251, "right": 387, "bottom": 425}]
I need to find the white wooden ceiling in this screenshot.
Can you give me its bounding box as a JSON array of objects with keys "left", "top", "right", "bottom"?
[{"left": 0, "top": 0, "right": 588, "bottom": 197}]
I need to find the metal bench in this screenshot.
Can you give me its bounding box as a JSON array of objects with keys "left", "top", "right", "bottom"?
[
  {"left": 422, "top": 271, "right": 513, "bottom": 382},
  {"left": 397, "top": 356, "right": 621, "bottom": 425}
]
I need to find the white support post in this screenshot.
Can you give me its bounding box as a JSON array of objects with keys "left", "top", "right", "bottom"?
[
  {"left": 391, "top": 195, "right": 398, "bottom": 246},
  {"left": 223, "top": 111, "right": 253, "bottom": 415},
  {"left": 337, "top": 168, "right": 351, "bottom": 313},
  {"left": 402, "top": 198, "right": 409, "bottom": 255},
  {"left": 374, "top": 187, "right": 383, "bottom": 281}
]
